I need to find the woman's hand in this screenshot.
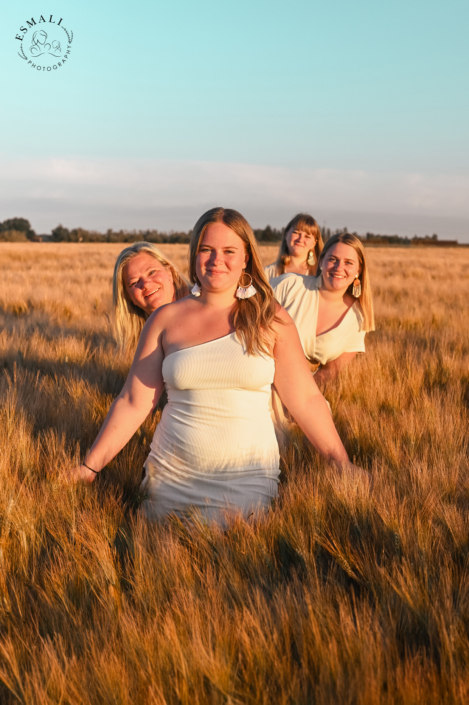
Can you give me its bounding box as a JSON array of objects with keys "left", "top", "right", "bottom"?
[
  {"left": 68, "top": 464, "right": 99, "bottom": 484},
  {"left": 313, "top": 352, "right": 357, "bottom": 386},
  {"left": 330, "top": 460, "right": 372, "bottom": 493},
  {"left": 333, "top": 459, "right": 365, "bottom": 473}
]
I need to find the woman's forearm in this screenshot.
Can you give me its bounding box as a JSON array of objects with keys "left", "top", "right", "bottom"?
[
  {"left": 84, "top": 395, "right": 153, "bottom": 472},
  {"left": 289, "top": 393, "right": 349, "bottom": 465}
]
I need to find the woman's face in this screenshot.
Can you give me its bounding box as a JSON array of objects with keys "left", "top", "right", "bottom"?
[
  {"left": 320, "top": 242, "right": 362, "bottom": 294},
  {"left": 196, "top": 222, "right": 249, "bottom": 294},
  {"left": 123, "top": 252, "right": 175, "bottom": 314},
  {"left": 285, "top": 227, "right": 317, "bottom": 258}
]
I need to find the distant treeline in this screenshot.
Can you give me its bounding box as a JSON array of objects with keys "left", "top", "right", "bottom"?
[
  {"left": 0, "top": 217, "right": 461, "bottom": 246},
  {"left": 0, "top": 217, "right": 37, "bottom": 242},
  {"left": 47, "top": 224, "right": 345, "bottom": 243},
  {"left": 49, "top": 224, "right": 290, "bottom": 244},
  {"left": 0, "top": 220, "right": 289, "bottom": 244},
  {"left": 362, "top": 232, "right": 459, "bottom": 247}
]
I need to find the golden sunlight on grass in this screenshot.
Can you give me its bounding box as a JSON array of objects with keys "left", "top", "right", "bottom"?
[{"left": 0, "top": 243, "right": 469, "bottom": 703}]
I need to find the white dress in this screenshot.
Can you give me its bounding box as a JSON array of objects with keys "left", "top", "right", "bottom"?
[
  {"left": 271, "top": 274, "right": 366, "bottom": 365},
  {"left": 141, "top": 333, "right": 280, "bottom": 525}
]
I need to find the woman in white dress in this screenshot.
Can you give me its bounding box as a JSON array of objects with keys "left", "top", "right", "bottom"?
[
  {"left": 113, "top": 242, "right": 189, "bottom": 352},
  {"left": 271, "top": 233, "right": 374, "bottom": 386},
  {"left": 264, "top": 213, "right": 324, "bottom": 281},
  {"left": 72, "top": 209, "right": 362, "bottom": 525}
]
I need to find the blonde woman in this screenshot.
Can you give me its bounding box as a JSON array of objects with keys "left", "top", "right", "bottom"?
[
  {"left": 272, "top": 233, "right": 374, "bottom": 386},
  {"left": 264, "top": 213, "right": 324, "bottom": 281},
  {"left": 113, "top": 242, "right": 189, "bottom": 352},
  {"left": 72, "top": 209, "right": 364, "bottom": 525}
]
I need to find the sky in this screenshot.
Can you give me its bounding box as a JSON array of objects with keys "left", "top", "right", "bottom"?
[{"left": 1, "top": 0, "right": 468, "bottom": 240}]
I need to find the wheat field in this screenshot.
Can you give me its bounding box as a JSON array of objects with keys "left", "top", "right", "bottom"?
[{"left": 0, "top": 242, "right": 468, "bottom": 704}]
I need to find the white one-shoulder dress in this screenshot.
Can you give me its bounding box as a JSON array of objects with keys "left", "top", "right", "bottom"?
[{"left": 141, "top": 333, "right": 280, "bottom": 525}]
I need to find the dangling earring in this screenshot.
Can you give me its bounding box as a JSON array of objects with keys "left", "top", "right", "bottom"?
[
  {"left": 236, "top": 271, "right": 257, "bottom": 299},
  {"left": 352, "top": 275, "right": 362, "bottom": 298},
  {"left": 307, "top": 249, "right": 316, "bottom": 267},
  {"left": 191, "top": 282, "right": 201, "bottom": 297}
]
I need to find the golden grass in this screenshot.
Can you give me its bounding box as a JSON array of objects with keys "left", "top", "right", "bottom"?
[{"left": 1, "top": 243, "right": 469, "bottom": 703}]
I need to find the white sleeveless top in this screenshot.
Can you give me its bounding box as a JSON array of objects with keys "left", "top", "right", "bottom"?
[
  {"left": 141, "top": 333, "right": 280, "bottom": 525},
  {"left": 271, "top": 274, "right": 366, "bottom": 365}
]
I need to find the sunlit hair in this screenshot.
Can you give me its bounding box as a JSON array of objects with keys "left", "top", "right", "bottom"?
[
  {"left": 318, "top": 233, "right": 375, "bottom": 332},
  {"left": 189, "top": 207, "right": 279, "bottom": 356},
  {"left": 113, "top": 242, "right": 189, "bottom": 351},
  {"left": 274, "top": 213, "right": 324, "bottom": 276}
]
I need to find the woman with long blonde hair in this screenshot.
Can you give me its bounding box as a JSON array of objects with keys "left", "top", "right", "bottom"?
[
  {"left": 264, "top": 213, "right": 324, "bottom": 280},
  {"left": 272, "top": 232, "right": 374, "bottom": 385},
  {"left": 72, "top": 209, "right": 364, "bottom": 525},
  {"left": 113, "top": 242, "right": 189, "bottom": 352}
]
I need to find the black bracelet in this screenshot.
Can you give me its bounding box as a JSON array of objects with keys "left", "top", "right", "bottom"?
[{"left": 82, "top": 461, "right": 100, "bottom": 475}]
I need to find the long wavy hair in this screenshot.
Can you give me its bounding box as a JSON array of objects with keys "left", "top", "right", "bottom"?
[
  {"left": 318, "top": 233, "right": 375, "bottom": 332},
  {"left": 113, "top": 242, "right": 189, "bottom": 351},
  {"left": 189, "top": 208, "right": 278, "bottom": 356},
  {"left": 275, "top": 213, "right": 324, "bottom": 276}
]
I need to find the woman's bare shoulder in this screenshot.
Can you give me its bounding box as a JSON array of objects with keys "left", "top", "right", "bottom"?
[
  {"left": 147, "top": 295, "right": 193, "bottom": 323},
  {"left": 142, "top": 296, "right": 195, "bottom": 338}
]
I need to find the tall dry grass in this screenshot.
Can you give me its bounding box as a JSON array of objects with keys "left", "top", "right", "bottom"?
[{"left": 0, "top": 242, "right": 469, "bottom": 704}]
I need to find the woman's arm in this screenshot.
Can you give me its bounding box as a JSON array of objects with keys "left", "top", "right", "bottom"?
[
  {"left": 70, "top": 312, "right": 166, "bottom": 483},
  {"left": 313, "top": 352, "right": 357, "bottom": 385},
  {"left": 272, "top": 309, "right": 350, "bottom": 466}
]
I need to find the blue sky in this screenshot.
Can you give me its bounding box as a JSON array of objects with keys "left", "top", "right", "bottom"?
[{"left": 1, "top": 0, "right": 468, "bottom": 239}]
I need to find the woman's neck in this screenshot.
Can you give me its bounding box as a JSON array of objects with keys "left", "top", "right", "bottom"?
[
  {"left": 199, "top": 287, "right": 237, "bottom": 310},
  {"left": 318, "top": 284, "right": 347, "bottom": 306},
  {"left": 285, "top": 255, "right": 309, "bottom": 273}
]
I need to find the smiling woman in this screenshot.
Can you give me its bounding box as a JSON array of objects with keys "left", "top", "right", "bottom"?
[
  {"left": 272, "top": 233, "right": 375, "bottom": 385},
  {"left": 113, "top": 242, "right": 189, "bottom": 352},
  {"left": 124, "top": 253, "right": 175, "bottom": 315},
  {"left": 71, "top": 208, "right": 364, "bottom": 526},
  {"left": 264, "top": 213, "right": 324, "bottom": 280}
]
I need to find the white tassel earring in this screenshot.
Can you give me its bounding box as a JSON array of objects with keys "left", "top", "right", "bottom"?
[
  {"left": 191, "top": 282, "right": 201, "bottom": 297},
  {"left": 236, "top": 272, "right": 257, "bottom": 299}
]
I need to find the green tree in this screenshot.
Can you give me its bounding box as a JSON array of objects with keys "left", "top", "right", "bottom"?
[
  {"left": 51, "top": 224, "right": 71, "bottom": 242},
  {"left": 0, "top": 217, "right": 36, "bottom": 241}
]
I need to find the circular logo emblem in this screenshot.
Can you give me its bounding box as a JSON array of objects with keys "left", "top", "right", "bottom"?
[{"left": 16, "top": 15, "right": 73, "bottom": 71}]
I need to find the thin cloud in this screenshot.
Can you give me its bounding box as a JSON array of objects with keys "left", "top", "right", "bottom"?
[{"left": 1, "top": 157, "right": 468, "bottom": 238}]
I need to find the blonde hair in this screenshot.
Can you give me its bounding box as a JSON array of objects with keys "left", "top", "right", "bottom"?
[
  {"left": 189, "top": 208, "right": 278, "bottom": 356},
  {"left": 275, "top": 213, "right": 324, "bottom": 276},
  {"left": 113, "top": 242, "right": 189, "bottom": 351},
  {"left": 319, "top": 233, "right": 375, "bottom": 332}
]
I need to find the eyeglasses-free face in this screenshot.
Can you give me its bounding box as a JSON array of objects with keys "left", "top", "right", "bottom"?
[
  {"left": 196, "top": 222, "right": 249, "bottom": 295},
  {"left": 320, "top": 242, "right": 361, "bottom": 294},
  {"left": 123, "top": 252, "right": 175, "bottom": 314},
  {"left": 286, "top": 228, "right": 317, "bottom": 258}
]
